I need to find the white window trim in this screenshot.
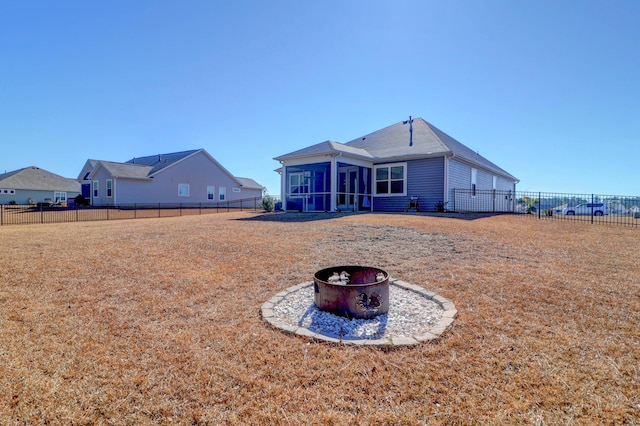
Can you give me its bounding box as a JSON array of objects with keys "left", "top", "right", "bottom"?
[
  {"left": 106, "top": 179, "right": 113, "bottom": 198},
  {"left": 207, "top": 186, "right": 215, "bottom": 200},
  {"left": 219, "top": 186, "right": 226, "bottom": 201},
  {"left": 178, "top": 183, "right": 190, "bottom": 197},
  {"left": 373, "top": 162, "right": 407, "bottom": 196},
  {"left": 288, "top": 171, "right": 309, "bottom": 197},
  {"left": 53, "top": 191, "right": 67, "bottom": 202},
  {"left": 471, "top": 168, "right": 477, "bottom": 197},
  {"left": 92, "top": 180, "right": 99, "bottom": 198}
]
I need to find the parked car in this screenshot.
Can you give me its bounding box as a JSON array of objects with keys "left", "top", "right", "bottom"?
[{"left": 562, "top": 203, "right": 610, "bottom": 216}]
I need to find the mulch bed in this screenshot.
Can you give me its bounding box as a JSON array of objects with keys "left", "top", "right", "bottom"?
[{"left": 1, "top": 212, "right": 638, "bottom": 424}]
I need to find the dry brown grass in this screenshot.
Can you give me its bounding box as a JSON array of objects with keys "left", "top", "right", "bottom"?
[{"left": 1, "top": 212, "right": 638, "bottom": 425}]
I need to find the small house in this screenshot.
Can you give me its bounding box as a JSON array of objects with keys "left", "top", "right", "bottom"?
[{"left": 0, "top": 166, "right": 80, "bottom": 206}]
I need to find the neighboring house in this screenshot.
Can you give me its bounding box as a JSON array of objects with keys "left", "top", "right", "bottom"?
[
  {"left": 78, "top": 149, "right": 264, "bottom": 206},
  {"left": 0, "top": 166, "right": 80, "bottom": 205},
  {"left": 274, "top": 117, "right": 518, "bottom": 212}
]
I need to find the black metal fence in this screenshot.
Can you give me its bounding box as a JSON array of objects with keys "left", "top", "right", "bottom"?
[
  {"left": 453, "top": 189, "right": 640, "bottom": 227},
  {"left": 0, "top": 197, "right": 264, "bottom": 226}
]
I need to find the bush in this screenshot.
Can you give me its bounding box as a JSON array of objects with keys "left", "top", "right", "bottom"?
[
  {"left": 75, "top": 194, "right": 90, "bottom": 206},
  {"left": 260, "top": 195, "right": 276, "bottom": 212}
]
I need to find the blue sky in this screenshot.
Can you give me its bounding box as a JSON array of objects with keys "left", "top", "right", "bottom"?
[{"left": 2, "top": 0, "right": 639, "bottom": 196}]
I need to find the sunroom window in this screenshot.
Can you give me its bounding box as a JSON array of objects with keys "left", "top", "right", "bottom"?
[{"left": 288, "top": 172, "right": 309, "bottom": 196}]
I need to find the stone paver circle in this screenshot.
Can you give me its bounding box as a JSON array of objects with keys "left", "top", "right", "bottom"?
[{"left": 261, "top": 279, "right": 457, "bottom": 347}]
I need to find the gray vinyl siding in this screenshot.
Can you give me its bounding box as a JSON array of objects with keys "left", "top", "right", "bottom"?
[
  {"left": 91, "top": 167, "right": 113, "bottom": 206},
  {"left": 449, "top": 158, "right": 518, "bottom": 212},
  {"left": 373, "top": 157, "right": 445, "bottom": 212},
  {"left": 447, "top": 158, "right": 471, "bottom": 204}
]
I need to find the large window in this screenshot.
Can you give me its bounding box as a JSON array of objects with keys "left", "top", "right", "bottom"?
[
  {"left": 207, "top": 186, "right": 215, "bottom": 200},
  {"left": 106, "top": 180, "right": 112, "bottom": 198},
  {"left": 288, "top": 172, "right": 309, "bottom": 196},
  {"left": 374, "top": 163, "right": 406, "bottom": 196},
  {"left": 53, "top": 192, "right": 67, "bottom": 203},
  {"left": 219, "top": 187, "right": 226, "bottom": 201},
  {"left": 178, "top": 183, "right": 190, "bottom": 197}
]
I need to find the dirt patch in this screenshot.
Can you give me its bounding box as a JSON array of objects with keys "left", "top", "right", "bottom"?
[{"left": 0, "top": 213, "right": 638, "bottom": 424}]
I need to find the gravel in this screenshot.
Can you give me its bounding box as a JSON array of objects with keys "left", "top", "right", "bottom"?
[{"left": 271, "top": 283, "right": 444, "bottom": 340}]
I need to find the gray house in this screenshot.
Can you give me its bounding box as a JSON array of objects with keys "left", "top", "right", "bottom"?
[
  {"left": 274, "top": 117, "right": 518, "bottom": 212},
  {"left": 0, "top": 166, "right": 81, "bottom": 205},
  {"left": 78, "top": 149, "right": 264, "bottom": 206}
]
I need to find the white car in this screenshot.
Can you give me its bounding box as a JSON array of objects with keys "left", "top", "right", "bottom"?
[{"left": 562, "top": 203, "right": 610, "bottom": 216}]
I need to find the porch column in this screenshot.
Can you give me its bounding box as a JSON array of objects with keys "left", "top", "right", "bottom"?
[
  {"left": 330, "top": 156, "right": 338, "bottom": 212},
  {"left": 280, "top": 165, "right": 286, "bottom": 212}
]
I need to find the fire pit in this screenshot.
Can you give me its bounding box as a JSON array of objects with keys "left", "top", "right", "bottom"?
[{"left": 313, "top": 266, "right": 389, "bottom": 319}]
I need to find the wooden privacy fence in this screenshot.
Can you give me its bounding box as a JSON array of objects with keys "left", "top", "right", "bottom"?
[{"left": 0, "top": 198, "right": 263, "bottom": 226}]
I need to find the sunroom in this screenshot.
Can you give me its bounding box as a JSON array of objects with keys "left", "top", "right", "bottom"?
[{"left": 274, "top": 141, "right": 377, "bottom": 212}]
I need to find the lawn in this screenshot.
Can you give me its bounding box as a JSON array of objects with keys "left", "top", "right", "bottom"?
[{"left": 0, "top": 212, "right": 638, "bottom": 425}]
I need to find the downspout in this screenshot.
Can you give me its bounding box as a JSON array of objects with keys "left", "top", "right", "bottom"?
[{"left": 445, "top": 152, "right": 454, "bottom": 210}]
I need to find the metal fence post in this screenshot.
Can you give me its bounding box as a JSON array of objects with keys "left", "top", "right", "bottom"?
[
  {"left": 538, "top": 192, "right": 541, "bottom": 219},
  {"left": 591, "top": 194, "right": 594, "bottom": 224}
]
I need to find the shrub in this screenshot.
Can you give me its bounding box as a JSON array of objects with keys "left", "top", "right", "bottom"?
[
  {"left": 75, "top": 194, "right": 90, "bottom": 207},
  {"left": 260, "top": 195, "right": 276, "bottom": 212}
]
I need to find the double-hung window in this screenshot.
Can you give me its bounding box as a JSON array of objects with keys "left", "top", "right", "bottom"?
[
  {"left": 53, "top": 192, "right": 67, "bottom": 203},
  {"left": 219, "top": 187, "right": 226, "bottom": 201},
  {"left": 207, "top": 186, "right": 215, "bottom": 200},
  {"left": 178, "top": 183, "right": 190, "bottom": 197},
  {"left": 106, "top": 180, "right": 112, "bottom": 198},
  {"left": 471, "top": 168, "right": 477, "bottom": 196},
  {"left": 374, "top": 163, "right": 406, "bottom": 196},
  {"left": 92, "top": 181, "right": 99, "bottom": 198}
]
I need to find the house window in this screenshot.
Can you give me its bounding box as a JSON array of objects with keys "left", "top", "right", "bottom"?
[
  {"left": 106, "top": 180, "right": 112, "bottom": 198},
  {"left": 207, "top": 186, "right": 215, "bottom": 200},
  {"left": 374, "top": 163, "right": 406, "bottom": 196},
  {"left": 178, "top": 183, "right": 190, "bottom": 197},
  {"left": 0, "top": 189, "right": 16, "bottom": 195},
  {"left": 233, "top": 188, "right": 241, "bottom": 193},
  {"left": 288, "top": 172, "right": 309, "bottom": 196},
  {"left": 219, "top": 187, "right": 226, "bottom": 201},
  {"left": 93, "top": 181, "right": 99, "bottom": 198},
  {"left": 53, "top": 192, "right": 67, "bottom": 203},
  {"left": 471, "top": 168, "right": 477, "bottom": 196},
  {"left": 492, "top": 175, "right": 497, "bottom": 190}
]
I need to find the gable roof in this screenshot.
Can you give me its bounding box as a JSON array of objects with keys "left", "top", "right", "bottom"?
[
  {"left": 125, "top": 149, "right": 200, "bottom": 176},
  {"left": 87, "top": 149, "right": 262, "bottom": 189},
  {"left": 344, "top": 118, "right": 517, "bottom": 181},
  {"left": 274, "top": 117, "right": 517, "bottom": 181},
  {"left": 273, "top": 140, "right": 374, "bottom": 162},
  {"left": 235, "top": 177, "right": 265, "bottom": 190},
  {"left": 91, "top": 161, "right": 154, "bottom": 180},
  {"left": 0, "top": 166, "right": 81, "bottom": 192}
]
